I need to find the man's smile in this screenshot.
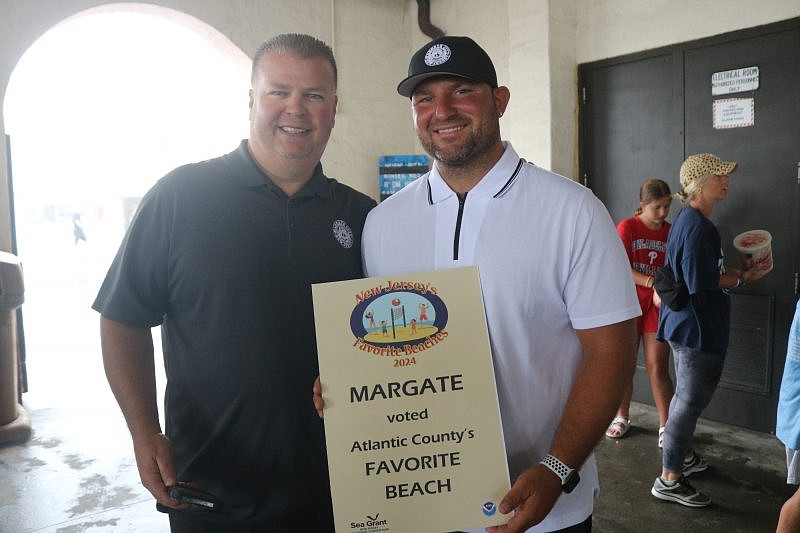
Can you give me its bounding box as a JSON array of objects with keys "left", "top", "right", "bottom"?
[{"left": 278, "top": 125, "right": 310, "bottom": 134}]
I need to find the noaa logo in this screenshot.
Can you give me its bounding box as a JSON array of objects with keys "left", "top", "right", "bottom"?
[
  {"left": 424, "top": 43, "right": 451, "bottom": 66},
  {"left": 482, "top": 501, "right": 497, "bottom": 516},
  {"left": 332, "top": 219, "right": 354, "bottom": 249}
]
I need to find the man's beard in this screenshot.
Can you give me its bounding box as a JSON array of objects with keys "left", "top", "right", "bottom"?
[{"left": 420, "top": 120, "right": 499, "bottom": 167}]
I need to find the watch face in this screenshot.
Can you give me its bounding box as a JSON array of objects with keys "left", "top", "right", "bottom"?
[{"left": 563, "top": 470, "right": 580, "bottom": 493}]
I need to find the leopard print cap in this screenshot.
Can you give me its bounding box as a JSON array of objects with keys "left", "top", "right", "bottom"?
[{"left": 679, "top": 153, "right": 738, "bottom": 188}]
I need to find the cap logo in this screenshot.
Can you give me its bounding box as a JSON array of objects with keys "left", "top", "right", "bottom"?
[{"left": 424, "top": 44, "right": 451, "bottom": 66}]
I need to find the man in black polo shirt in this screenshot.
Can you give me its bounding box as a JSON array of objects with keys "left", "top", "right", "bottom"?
[{"left": 93, "top": 33, "right": 375, "bottom": 532}]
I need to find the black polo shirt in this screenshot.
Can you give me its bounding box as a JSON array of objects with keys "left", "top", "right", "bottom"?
[{"left": 93, "top": 141, "right": 375, "bottom": 524}]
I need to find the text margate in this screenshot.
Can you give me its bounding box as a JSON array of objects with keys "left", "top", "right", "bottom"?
[{"left": 350, "top": 374, "right": 464, "bottom": 403}]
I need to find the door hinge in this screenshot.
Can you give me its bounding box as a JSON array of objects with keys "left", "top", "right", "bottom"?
[
  {"left": 583, "top": 173, "right": 589, "bottom": 187},
  {"left": 581, "top": 86, "right": 587, "bottom": 105},
  {"left": 796, "top": 162, "right": 800, "bottom": 185},
  {"left": 795, "top": 272, "right": 799, "bottom": 296}
]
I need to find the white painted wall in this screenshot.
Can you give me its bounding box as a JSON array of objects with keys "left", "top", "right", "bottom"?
[
  {"left": 549, "top": 0, "right": 578, "bottom": 179},
  {"left": 576, "top": 0, "right": 800, "bottom": 63},
  {"left": 507, "top": 0, "right": 552, "bottom": 173},
  {"left": 326, "top": 0, "right": 418, "bottom": 182}
]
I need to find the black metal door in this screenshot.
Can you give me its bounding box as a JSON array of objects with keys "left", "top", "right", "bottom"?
[
  {"left": 579, "top": 51, "right": 684, "bottom": 223},
  {"left": 683, "top": 27, "right": 800, "bottom": 432},
  {"left": 579, "top": 52, "right": 684, "bottom": 412},
  {"left": 579, "top": 19, "right": 800, "bottom": 432}
]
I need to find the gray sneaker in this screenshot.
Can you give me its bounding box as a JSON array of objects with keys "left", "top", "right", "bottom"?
[
  {"left": 651, "top": 476, "right": 711, "bottom": 507},
  {"left": 682, "top": 453, "right": 709, "bottom": 476}
]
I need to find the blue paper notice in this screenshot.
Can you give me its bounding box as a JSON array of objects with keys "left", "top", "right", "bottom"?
[{"left": 379, "top": 155, "right": 430, "bottom": 201}]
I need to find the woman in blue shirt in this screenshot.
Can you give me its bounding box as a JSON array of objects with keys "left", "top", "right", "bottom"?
[{"left": 651, "top": 153, "right": 763, "bottom": 508}]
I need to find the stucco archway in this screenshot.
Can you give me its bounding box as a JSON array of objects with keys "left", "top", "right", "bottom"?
[{"left": 3, "top": 3, "right": 249, "bottom": 408}]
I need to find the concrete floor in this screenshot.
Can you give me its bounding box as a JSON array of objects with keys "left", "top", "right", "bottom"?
[
  {"left": 0, "top": 399, "right": 791, "bottom": 532},
  {"left": 0, "top": 226, "right": 171, "bottom": 532},
  {"left": 0, "top": 396, "right": 170, "bottom": 532},
  {"left": 593, "top": 402, "right": 790, "bottom": 533}
]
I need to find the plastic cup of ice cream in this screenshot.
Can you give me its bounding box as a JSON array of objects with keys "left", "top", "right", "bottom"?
[{"left": 733, "top": 229, "right": 773, "bottom": 275}]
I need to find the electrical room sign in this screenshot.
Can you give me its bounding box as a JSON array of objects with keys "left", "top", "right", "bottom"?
[{"left": 711, "top": 66, "right": 759, "bottom": 95}]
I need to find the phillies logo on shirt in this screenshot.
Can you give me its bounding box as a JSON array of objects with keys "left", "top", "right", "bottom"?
[
  {"left": 350, "top": 280, "right": 449, "bottom": 365},
  {"left": 632, "top": 237, "right": 667, "bottom": 276}
]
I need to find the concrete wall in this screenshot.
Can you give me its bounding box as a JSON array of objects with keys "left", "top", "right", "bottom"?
[
  {"left": 325, "top": 0, "right": 417, "bottom": 179},
  {"left": 507, "top": 0, "right": 551, "bottom": 173},
  {"left": 576, "top": 0, "right": 800, "bottom": 64},
  {"left": 1, "top": 0, "right": 799, "bottom": 253}
]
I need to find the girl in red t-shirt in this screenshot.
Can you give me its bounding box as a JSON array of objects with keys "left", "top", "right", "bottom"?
[{"left": 606, "top": 179, "right": 674, "bottom": 447}]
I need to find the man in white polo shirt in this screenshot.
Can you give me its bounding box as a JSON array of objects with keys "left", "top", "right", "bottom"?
[{"left": 362, "top": 36, "right": 640, "bottom": 532}]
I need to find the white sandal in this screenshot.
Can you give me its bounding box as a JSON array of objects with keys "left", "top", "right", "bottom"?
[{"left": 605, "top": 416, "right": 631, "bottom": 439}]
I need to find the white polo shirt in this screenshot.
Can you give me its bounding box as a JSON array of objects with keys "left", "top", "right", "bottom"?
[{"left": 362, "top": 142, "right": 640, "bottom": 532}]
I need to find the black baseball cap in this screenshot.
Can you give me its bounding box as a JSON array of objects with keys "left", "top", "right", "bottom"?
[{"left": 397, "top": 36, "right": 498, "bottom": 98}]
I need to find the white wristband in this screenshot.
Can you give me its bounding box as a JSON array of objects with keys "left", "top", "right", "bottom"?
[{"left": 540, "top": 454, "right": 573, "bottom": 483}]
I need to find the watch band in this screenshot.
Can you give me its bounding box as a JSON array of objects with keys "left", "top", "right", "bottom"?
[
  {"left": 540, "top": 454, "right": 573, "bottom": 483},
  {"left": 540, "top": 454, "right": 580, "bottom": 493}
]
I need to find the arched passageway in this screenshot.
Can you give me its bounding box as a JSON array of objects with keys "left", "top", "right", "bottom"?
[{"left": 1, "top": 6, "right": 248, "bottom": 530}]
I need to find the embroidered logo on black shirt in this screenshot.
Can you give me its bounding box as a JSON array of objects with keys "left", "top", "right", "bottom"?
[{"left": 332, "top": 219, "right": 354, "bottom": 249}]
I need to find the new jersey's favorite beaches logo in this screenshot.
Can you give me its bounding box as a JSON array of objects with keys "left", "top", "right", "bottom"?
[{"left": 350, "top": 280, "right": 448, "bottom": 358}]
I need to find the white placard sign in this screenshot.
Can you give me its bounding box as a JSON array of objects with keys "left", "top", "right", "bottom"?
[
  {"left": 712, "top": 66, "right": 759, "bottom": 95},
  {"left": 312, "top": 266, "right": 511, "bottom": 533},
  {"left": 713, "top": 98, "right": 754, "bottom": 129}
]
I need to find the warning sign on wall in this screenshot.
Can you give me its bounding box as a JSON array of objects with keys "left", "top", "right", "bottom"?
[
  {"left": 711, "top": 66, "right": 759, "bottom": 95},
  {"left": 713, "top": 98, "right": 754, "bottom": 129}
]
